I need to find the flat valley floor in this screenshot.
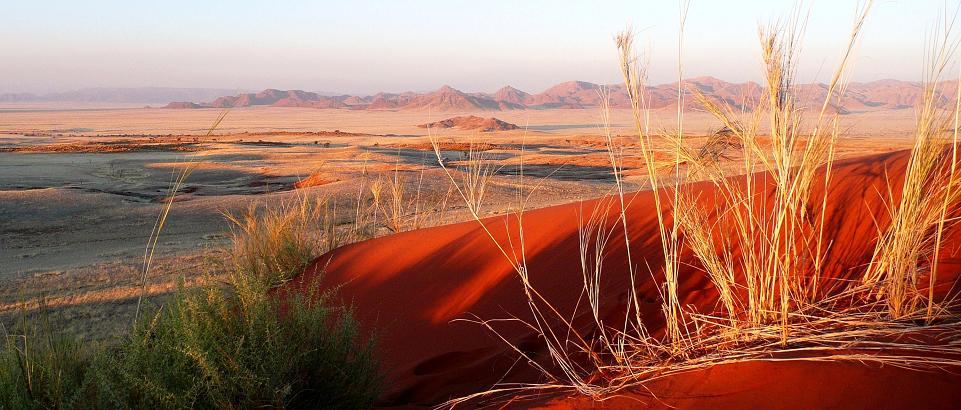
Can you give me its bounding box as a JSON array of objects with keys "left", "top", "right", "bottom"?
[{"left": 0, "top": 105, "right": 917, "bottom": 339}]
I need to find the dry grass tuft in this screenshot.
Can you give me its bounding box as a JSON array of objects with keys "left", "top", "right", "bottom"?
[
  {"left": 224, "top": 196, "right": 327, "bottom": 288},
  {"left": 440, "top": 1, "right": 961, "bottom": 407},
  {"left": 863, "top": 12, "right": 961, "bottom": 319}
]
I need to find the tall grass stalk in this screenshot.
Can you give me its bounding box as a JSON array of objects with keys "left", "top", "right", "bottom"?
[
  {"left": 427, "top": 113, "right": 614, "bottom": 395},
  {"left": 374, "top": 155, "right": 433, "bottom": 233},
  {"left": 681, "top": 3, "right": 871, "bottom": 341},
  {"left": 133, "top": 110, "right": 228, "bottom": 326},
  {"left": 441, "top": 1, "right": 961, "bottom": 405},
  {"left": 224, "top": 196, "right": 328, "bottom": 288},
  {"left": 863, "top": 8, "right": 961, "bottom": 319}
]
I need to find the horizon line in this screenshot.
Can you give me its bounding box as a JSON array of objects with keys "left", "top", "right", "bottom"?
[{"left": 2, "top": 75, "right": 939, "bottom": 100}]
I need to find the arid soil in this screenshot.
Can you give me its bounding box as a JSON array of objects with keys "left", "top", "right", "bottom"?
[{"left": 0, "top": 106, "right": 916, "bottom": 345}]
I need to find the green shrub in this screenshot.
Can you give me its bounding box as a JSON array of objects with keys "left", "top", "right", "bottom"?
[
  {"left": 96, "top": 279, "right": 380, "bottom": 409},
  {"left": 2, "top": 196, "right": 380, "bottom": 409},
  {"left": 0, "top": 311, "right": 96, "bottom": 409},
  {"left": 2, "top": 284, "right": 379, "bottom": 409}
]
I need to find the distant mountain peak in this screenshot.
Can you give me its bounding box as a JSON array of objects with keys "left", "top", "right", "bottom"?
[
  {"left": 493, "top": 85, "right": 531, "bottom": 106},
  {"left": 157, "top": 79, "right": 942, "bottom": 114},
  {"left": 436, "top": 85, "right": 461, "bottom": 93},
  {"left": 496, "top": 85, "right": 527, "bottom": 93}
]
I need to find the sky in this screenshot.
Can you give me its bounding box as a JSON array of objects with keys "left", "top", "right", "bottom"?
[{"left": 0, "top": 0, "right": 952, "bottom": 95}]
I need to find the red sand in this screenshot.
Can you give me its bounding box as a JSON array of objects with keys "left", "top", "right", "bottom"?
[
  {"left": 293, "top": 172, "right": 336, "bottom": 189},
  {"left": 530, "top": 360, "right": 961, "bottom": 409},
  {"left": 287, "top": 149, "right": 961, "bottom": 408}
]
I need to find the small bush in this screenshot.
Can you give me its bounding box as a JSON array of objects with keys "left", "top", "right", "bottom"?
[
  {"left": 1, "top": 285, "right": 379, "bottom": 410},
  {"left": 96, "top": 280, "right": 380, "bottom": 409},
  {"left": 0, "top": 197, "right": 381, "bottom": 409}
]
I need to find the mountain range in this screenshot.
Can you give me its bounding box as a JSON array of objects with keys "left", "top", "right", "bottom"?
[{"left": 155, "top": 77, "right": 954, "bottom": 113}]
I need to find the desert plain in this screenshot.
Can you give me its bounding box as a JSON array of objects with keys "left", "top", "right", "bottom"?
[
  {"left": 8, "top": 0, "right": 961, "bottom": 407},
  {"left": 0, "top": 103, "right": 915, "bottom": 337},
  {"left": 5, "top": 99, "right": 959, "bottom": 408}
]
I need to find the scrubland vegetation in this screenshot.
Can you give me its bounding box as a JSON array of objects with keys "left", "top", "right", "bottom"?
[
  {"left": 0, "top": 154, "right": 472, "bottom": 408},
  {"left": 1, "top": 196, "right": 382, "bottom": 409},
  {"left": 5, "top": 1, "right": 961, "bottom": 408}
]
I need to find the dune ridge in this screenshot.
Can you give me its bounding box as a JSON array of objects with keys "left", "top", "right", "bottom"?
[{"left": 287, "top": 148, "right": 961, "bottom": 407}]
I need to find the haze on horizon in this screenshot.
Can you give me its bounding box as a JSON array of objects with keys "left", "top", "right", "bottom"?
[{"left": 0, "top": 0, "right": 947, "bottom": 95}]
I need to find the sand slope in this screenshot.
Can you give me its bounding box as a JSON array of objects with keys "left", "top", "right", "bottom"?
[{"left": 288, "top": 149, "right": 961, "bottom": 407}]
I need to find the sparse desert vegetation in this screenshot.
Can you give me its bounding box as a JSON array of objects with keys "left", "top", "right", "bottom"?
[
  {"left": 2, "top": 196, "right": 380, "bottom": 408},
  {"left": 4, "top": 1, "right": 961, "bottom": 409}
]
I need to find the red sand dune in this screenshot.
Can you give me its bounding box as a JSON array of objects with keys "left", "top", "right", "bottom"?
[{"left": 286, "top": 149, "right": 961, "bottom": 408}]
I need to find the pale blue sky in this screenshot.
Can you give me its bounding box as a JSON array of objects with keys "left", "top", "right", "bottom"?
[{"left": 0, "top": 1, "right": 950, "bottom": 94}]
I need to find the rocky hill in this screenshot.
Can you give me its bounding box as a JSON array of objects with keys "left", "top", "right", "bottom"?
[
  {"left": 417, "top": 116, "right": 519, "bottom": 132},
  {"left": 163, "top": 77, "right": 953, "bottom": 113}
]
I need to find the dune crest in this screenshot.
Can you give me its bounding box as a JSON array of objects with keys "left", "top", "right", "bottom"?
[{"left": 287, "top": 149, "right": 961, "bottom": 407}]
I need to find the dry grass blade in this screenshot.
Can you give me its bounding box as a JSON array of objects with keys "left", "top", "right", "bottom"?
[
  {"left": 437, "top": 2, "right": 961, "bottom": 408},
  {"left": 863, "top": 7, "right": 961, "bottom": 319},
  {"left": 133, "top": 110, "right": 228, "bottom": 327}
]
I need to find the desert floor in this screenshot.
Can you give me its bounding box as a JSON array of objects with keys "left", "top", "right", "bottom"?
[{"left": 0, "top": 105, "right": 916, "bottom": 339}]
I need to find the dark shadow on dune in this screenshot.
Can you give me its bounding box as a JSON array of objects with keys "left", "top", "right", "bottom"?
[{"left": 286, "top": 148, "right": 961, "bottom": 407}]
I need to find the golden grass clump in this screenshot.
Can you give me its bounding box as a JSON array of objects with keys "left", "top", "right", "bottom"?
[
  {"left": 863, "top": 15, "right": 961, "bottom": 319},
  {"left": 678, "top": 4, "right": 869, "bottom": 339},
  {"left": 224, "top": 196, "right": 329, "bottom": 288},
  {"left": 441, "top": 1, "right": 961, "bottom": 406},
  {"left": 370, "top": 162, "right": 436, "bottom": 233},
  {"left": 426, "top": 139, "right": 498, "bottom": 217}
]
